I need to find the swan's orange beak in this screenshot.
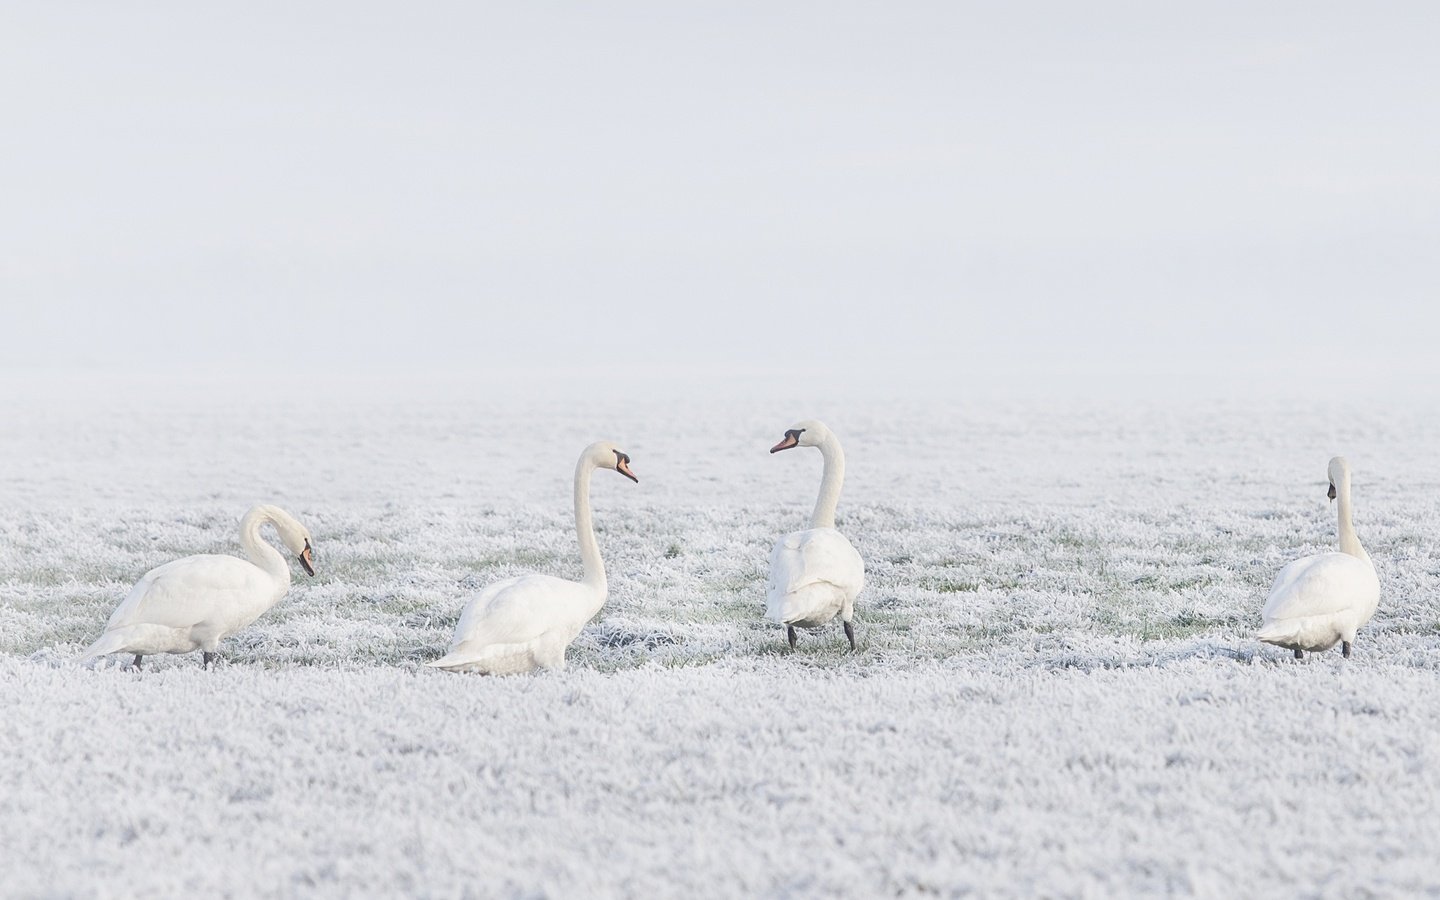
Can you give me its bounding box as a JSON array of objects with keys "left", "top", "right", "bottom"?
[
  {"left": 616, "top": 457, "right": 638, "bottom": 483},
  {"left": 770, "top": 433, "right": 800, "bottom": 453},
  {"left": 299, "top": 542, "right": 316, "bottom": 576}
]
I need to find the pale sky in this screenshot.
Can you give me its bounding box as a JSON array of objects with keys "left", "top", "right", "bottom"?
[{"left": 2, "top": 2, "right": 1437, "bottom": 394}]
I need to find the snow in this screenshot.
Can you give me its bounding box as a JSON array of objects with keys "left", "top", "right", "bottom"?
[{"left": 3, "top": 376, "right": 1440, "bottom": 896}]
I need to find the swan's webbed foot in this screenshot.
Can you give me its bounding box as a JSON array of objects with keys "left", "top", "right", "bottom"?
[
  {"left": 202, "top": 652, "right": 217, "bottom": 669},
  {"left": 1342, "top": 641, "right": 1352, "bottom": 659},
  {"left": 843, "top": 621, "right": 856, "bottom": 652},
  {"left": 1293, "top": 648, "right": 1304, "bottom": 660},
  {"left": 787, "top": 626, "right": 797, "bottom": 650},
  {"left": 131, "top": 654, "right": 143, "bottom": 670}
]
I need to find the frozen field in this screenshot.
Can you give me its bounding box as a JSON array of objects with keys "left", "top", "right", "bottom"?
[{"left": 3, "top": 376, "right": 1440, "bottom": 897}]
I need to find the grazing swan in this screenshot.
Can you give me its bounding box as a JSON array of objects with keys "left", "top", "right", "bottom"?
[
  {"left": 81, "top": 504, "right": 315, "bottom": 669},
  {"left": 1258, "top": 457, "right": 1380, "bottom": 659},
  {"left": 427, "top": 441, "right": 637, "bottom": 675},
  {"left": 767, "top": 420, "right": 865, "bottom": 650}
]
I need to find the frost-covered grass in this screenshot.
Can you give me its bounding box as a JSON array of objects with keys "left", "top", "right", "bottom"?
[{"left": 3, "top": 377, "right": 1440, "bottom": 896}]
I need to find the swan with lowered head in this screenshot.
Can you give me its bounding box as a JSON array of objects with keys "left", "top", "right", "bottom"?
[
  {"left": 767, "top": 420, "right": 865, "bottom": 650},
  {"left": 427, "top": 441, "right": 638, "bottom": 675},
  {"left": 1258, "top": 456, "right": 1380, "bottom": 659},
  {"left": 81, "top": 504, "right": 315, "bottom": 669}
]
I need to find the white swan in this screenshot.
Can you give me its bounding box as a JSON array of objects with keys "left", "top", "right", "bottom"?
[
  {"left": 1258, "top": 456, "right": 1380, "bottom": 659},
  {"left": 766, "top": 420, "right": 865, "bottom": 650},
  {"left": 427, "top": 441, "right": 637, "bottom": 675},
  {"left": 81, "top": 504, "right": 315, "bottom": 668}
]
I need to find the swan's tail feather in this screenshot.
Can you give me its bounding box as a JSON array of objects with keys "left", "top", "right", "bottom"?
[
  {"left": 1257, "top": 619, "right": 1303, "bottom": 646},
  {"left": 79, "top": 630, "right": 131, "bottom": 661},
  {"left": 767, "top": 582, "right": 844, "bottom": 627},
  {"left": 79, "top": 624, "right": 183, "bottom": 662},
  {"left": 425, "top": 642, "right": 538, "bottom": 675}
]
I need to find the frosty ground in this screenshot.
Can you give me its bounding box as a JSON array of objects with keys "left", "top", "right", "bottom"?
[{"left": 3, "top": 376, "right": 1440, "bottom": 897}]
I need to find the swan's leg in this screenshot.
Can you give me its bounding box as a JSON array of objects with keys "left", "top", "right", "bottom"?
[
  {"left": 202, "top": 652, "right": 216, "bottom": 669},
  {"left": 843, "top": 621, "right": 856, "bottom": 652},
  {"left": 1342, "top": 641, "right": 1352, "bottom": 659},
  {"left": 1293, "top": 648, "right": 1304, "bottom": 660},
  {"left": 787, "top": 626, "right": 797, "bottom": 650},
  {"left": 132, "top": 654, "right": 143, "bottom": 670}
]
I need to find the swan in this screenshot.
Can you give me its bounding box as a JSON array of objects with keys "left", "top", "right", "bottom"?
[
  {"left": 427, "top": 441, "right": 637, "bottom": 675},
  {"left": 1258, "top": 456, "right": 1380, "bottom": 659},
  {"left": 766, "top": 419, "right": 865, "bottom": 650},
  {"left": 81, "top": 504, "right": 315, "bottom": 669}
]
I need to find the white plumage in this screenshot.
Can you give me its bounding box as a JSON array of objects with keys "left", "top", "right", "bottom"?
[
  {"left": 81, "top": 504, "right": 315, "bottom": 667},
  {"left": 1258, "top": 457, "right": 1379, "bottom": 659},
  {"left": 427, "top": 440, "right": 637, "bottom": 675},
  {"left": 766, "top": 419, "right": 865, "bottom": 649},
  {"left": 767, "top": 528, "right": 865, "bottom": 628},
  {"left": 427, "top": 575, "right": 599, "bottom": 674}
]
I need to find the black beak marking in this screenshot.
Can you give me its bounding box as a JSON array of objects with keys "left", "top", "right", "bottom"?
[
  {"left": 614, "top": 450, "right": 638, "bottom": 483},
  {"left": 770, "top": 428, "right": 804, "bottom": 454},
  {"left": 1328, "top": 483, "right": 1337, "bottom": 500}
]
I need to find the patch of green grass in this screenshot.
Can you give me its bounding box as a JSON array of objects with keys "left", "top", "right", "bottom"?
[
  {"left": 929, "top": 578, "right": 981, "bottom": 593},
  {"left": 1165, "top": 574, "right": 1217, "bottom": 591},
  {"left": 703, "top": 572, "right": 764, "bottom": 595},
  {"left": 6, "top": 566, "right": 74, "bottom": 588},
  {"left": 451, "top": 548, "right": 561, "bottom": 570},
  {"left": 1130, "top": 609, "right": 1248, "bottom": 641}
]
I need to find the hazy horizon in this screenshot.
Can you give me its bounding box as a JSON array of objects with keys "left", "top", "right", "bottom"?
[{"left": 3, "top": 2, "right": 1436, "bottom": 397}]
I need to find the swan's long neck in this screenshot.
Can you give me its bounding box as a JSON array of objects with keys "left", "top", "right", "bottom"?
[
  {"left": 810, "top": 434, "right": 846, "bottom": 529},
  {"left": 1335, "top": 476, "right": 1370, "bottom": 563},
  {"left": 574, "top": 457, "right": 606, "bottom": 592},
  {"left": 240, "top": 507, "right": 292, "bottom": 592}
]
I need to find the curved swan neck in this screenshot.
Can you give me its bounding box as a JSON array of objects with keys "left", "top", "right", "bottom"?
[
  {"left": 1335, "top": 477, "right": 1369, "bottom": 563},
  {"left": 574, "top": 456, "right": 606, "bottom": 591},
  {"left": 810, "top": 434, "right": 846, "bottom": 529},
  {"left": 240, "top": 506, "right": 291, "bottom": 590}
]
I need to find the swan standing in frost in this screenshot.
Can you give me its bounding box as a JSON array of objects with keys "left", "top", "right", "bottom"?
[
  {"left": 1258, "top": 457, "right": 1380, "bottom": 659},
  {"left": 766, "top": 420, "right": 865, "bottom": 650},
  {"left": 427, "top": 441, "right": 638, "bottom": 675},
  {"left": 81, "top": 504, "right": 315, "bottom": 669}
]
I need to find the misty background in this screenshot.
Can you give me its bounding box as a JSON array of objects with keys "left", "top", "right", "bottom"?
[{"left": 1, "top": 2, "right": 1436, "bottom": 398}]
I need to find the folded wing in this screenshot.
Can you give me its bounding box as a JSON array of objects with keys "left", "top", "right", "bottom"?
[
  {"left": 771, "top": 530, "right": 863, "bottom": 595},
  {"left": 1261, "top": 552, "right": 1375, "bottom": 623}
]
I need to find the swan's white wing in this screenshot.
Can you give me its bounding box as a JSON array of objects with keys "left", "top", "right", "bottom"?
[
  {"left": 105, "top": 554, "right": 272, "bottom": 631},
  {"left": 446, "top": 575, "right": 595, "bottom": 651},
  {"left": 767, "top": 528, "right": 865, "bottom": 617},
  {"left": 1261, "top": 552, "right": 1376, "bottom": 622}
]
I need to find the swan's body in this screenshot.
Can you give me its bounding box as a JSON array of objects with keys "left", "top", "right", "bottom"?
[
  {"left": 428, "top": 441, "right": 637, "bottom": 675},
  {"left": 768, "top": 528, "right": 865, "bottom": 628},
  {"left": 428, "top": 574, "right": 600, "bottom": 674},
  {"left": 1258, "top": 457, "right": 1379, "bottom": 659},
  {"left": 81, "top": 505, "right": 315, "bottom": 668},
  {"left": 766, "top": 420, "right": 865, "bottom": 649},
  {"left": 1258, "top": 554, "right": 1378, "bottom": 654}
]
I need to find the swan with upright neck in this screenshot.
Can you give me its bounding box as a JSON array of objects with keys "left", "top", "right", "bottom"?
[
  {"left": 427, "top": 441, "right": 637, "bottom": 675},
  {"left": 1258, "top": 457, "right": 1380, "bottom": 659},
  {"left": 766, "top": 419, "right": 865, "bottom": 650},
  {"left": 81, "top": 504, "right": 315, "bottom": 668}
]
